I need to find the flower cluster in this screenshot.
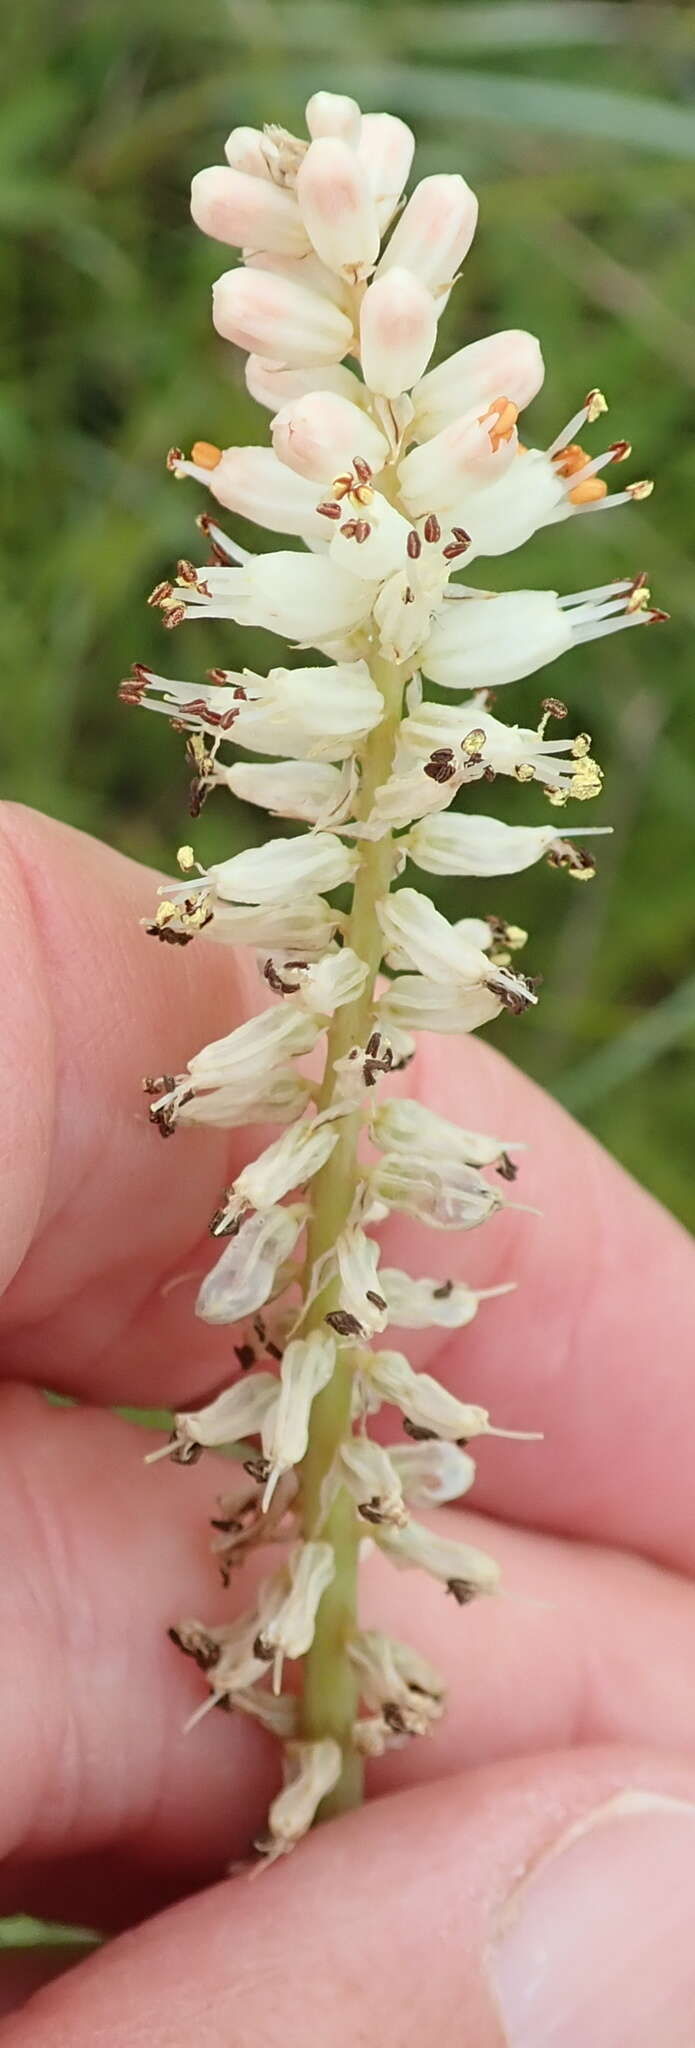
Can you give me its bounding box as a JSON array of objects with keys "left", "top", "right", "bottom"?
[{"left": 126, "top": 90, "right": 662, "bottom": 1861}]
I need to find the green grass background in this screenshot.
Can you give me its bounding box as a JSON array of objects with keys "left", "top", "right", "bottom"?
[
  {"left": 1, "top": 0, "right": 694, "bottom": 1955},
  {"left": 3, "top": 0, "right": 695, "bottom": 1226}
]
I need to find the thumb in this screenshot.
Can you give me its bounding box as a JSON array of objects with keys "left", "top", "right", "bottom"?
[{"left": 4, "top": 1746, "right": 695, "bottom": 2046}]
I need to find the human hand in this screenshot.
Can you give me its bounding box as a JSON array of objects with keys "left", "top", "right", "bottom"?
[{"left": 1, "top": 801, "right": 694, "bottom": 2046}]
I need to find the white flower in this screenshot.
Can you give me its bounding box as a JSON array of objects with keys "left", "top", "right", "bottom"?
[
  {"left": 411, "top": 327, "right": 544, "bottom": 439},
  {"left": 195, "top": 1202, "right": 306, "bottom": 1326},
  {"left": 213, "top": 1113, "right": 340, "bottom": 1235},
  {"left": 216, "top": 757, "right": 354, "bottom": 827},
  {"left": 371, "top": 1098, "right": 522, "bottom": 1176},
  {"left": 179, "top": 1001, "right": 321, "bottom": 1092},
  {"left": 169, "top": 1612, "right": 275, "bottom": 1706},
  {"left": 390, "top": 1438, "right": 476, "bottom": 1507},
  {"left": 262, "top": 1738, "right": 342, "bottom": 1859},
  {"left": 169, "top": 443, "right": 331, "bottom": 544},
  {"left": 264, "top": 947, "right": 369, "bottom": 1018},
  {"left": 380, "top": 1266, "right": 515, "bottom": 1332},
  {"left": 255, "top": 1539, "right": 336, "bottom": 1687},
  {"left": 359, "top": 268, "right": 438, "bottom": 397},
  {"left": 212, "top": 264, "right": 354, "bottom": 366},
  {"left": 297, "top": 137, "right": 380, "bottom": 281},
  {"left": 400, "top": 703, "right": 603, "bottom": 805},
  {"left": 420, "top": 578, "right": 656, "bottom": 690},
  {"left": 328, "top": 1222, "right": 388, "bottom": 1339},
  {"left": 163, "top": 551, "right": 374, "bottom": 644},
  {"left": 121, "top": 658, "right": 383, "bottom": 761},
  {"left": 377, "top": 973, "right": 504, "bottom": 1037},
  {"left": 337, "top": 1435, "right": 406, "bottom": 1526},
  {"left": 376, "top": 1518, "right": 500, "bottom": 1602},
  {"left": 359, "top": 1347, "right": 492, "bottom": 1441},
  {"left": 367, "top": 1152, "right": 504, "bottom": 1231},
  {"left": 377, "top": 174, "right": 478, "bottom": 294},
  {"left": 155, "top": 1064, "right": 312, "bottom": 1134},
  {"left": 407, "top": 811, "right": 610, "bottom": 877},
  {"left": 201, "top": 830, "right": 358, "bottom": 906},
  {"left": 263, "top": 1330, "right": 337, "bottom": 1506},
  {"left": 149, "top": 1370, "right": 280, "bottom": 1465},
  {"left": 376, "top": 890, "right": 537, "bottom": 1017},
  {"left": 348, "top": 1630, "right": 445, "bottom": 1735}
]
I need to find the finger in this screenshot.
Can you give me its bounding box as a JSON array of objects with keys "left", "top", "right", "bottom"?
[
  {"left": 2, "top": 803, "right": 694, "bottom": 1571},
  {"left": 4, "top": 1750, "right": 695, "bottom": 2048},
  {"left": 0, "top": 1948, "right": 90, "bottom": 2023},
  {"left": 4, "top": 1391, "right": 695, "bottom": 1930}
]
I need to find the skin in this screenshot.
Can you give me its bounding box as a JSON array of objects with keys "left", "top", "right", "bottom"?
[{"left": 1, "top": 799, "right": 694, "bottom": 2043}]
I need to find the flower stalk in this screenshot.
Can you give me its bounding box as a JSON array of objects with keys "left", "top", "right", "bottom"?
[{"left": 124, "top": 88, "right": 662, "bottom": 1863}]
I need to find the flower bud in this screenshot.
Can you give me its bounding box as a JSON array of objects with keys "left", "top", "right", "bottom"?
[
  {"left": 191, "top": 166, "right": 309, "bottom": 255},
  {"left": 359, "top": 268, "right": 437, "bottom": 398},
  {"left": 246, "top": 355, "right": 367, "bottom": 412},
  {"left": 272, "top": 391, "right": 389, "bottom": 483},
  {"left": 223, "top": 125, "right": 276, "bottom": 179},
  {"left": 196, "top": 1203, "right": 307, "bottom": 1327},
  {"left": 297, "top": 137, "right": 380, "bottom": 280},
  {"left": 412, "top": 328, "right": 544, "bottom": 440},
  {"left": 305, "top": 91, "right": 362, "bottom": 147},
  {"left": 378, "top": 174, "right": 478, "bottom": 293},
  {"left": 212, "top": 266, "right": 353, "bottom": 366},
  {"left": 357, "top": 112, "right": 415, "bottom": 229},
  {"left": 220, "top": 757, "right": 352, "bottom": 825}
]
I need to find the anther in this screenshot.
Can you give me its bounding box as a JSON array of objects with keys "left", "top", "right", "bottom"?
[
  {"left": 407, "top": 529, "right": 422, "bottom": 560},
  {"left": 423, "top": 513, "right": 441, "bottom": 544}
]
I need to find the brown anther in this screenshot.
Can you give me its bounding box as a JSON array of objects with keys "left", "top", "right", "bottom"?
[
  {"left": 407, "top": 529, "right": 422, "bottom": 560},
  {"left": 325, "top": 1310, "right": 364, "bottom": 1338},
  {"left": 541, "top": 697, "right": 568, "bottom": 721},
  {"left": 358, "top": 1499, "right": 386, "bottom": 1526},
  {"left": 243, "top": 1456, "right": 271, "bottom": 1484},
  {"left": 148, "top": 581, "right": 172, "bottom": 608},
  {"left": 341, "top": 519, "right": 358, "bottom": 538},
  {"left": 353, "top": 457, "right": 373, "bottom": 483},
  {"left": 496, "top": 1151, "right": 519, "bottom": 1182},
  {"left": 317, "top": 500, "right": 343, "bottom": 520},
  {"left": 176, "top": 559, "right": 200, "bottom": 587},
  {"left": 446, "top": 1578, "right": 476, "bottom": 1606},
  {"left": 191, "top": 440, "right": 223, "bottom": 470},
  {"left": 142, "top": 1072, "right": 174, "bottom": 1096},
  {"left": 403, "top": 1419, "right": 437, "bottom": 1443},
  {"left": 168, "top": 1625, "right": 219, "bottom": 1668},
  {"left": 144, "top": 919, "right": 194, "bottom": 947},
  {"left": 166, "top": 447, "right": 185, "bottom": 471},
  {"left": 353, "top": 520, "right": 371, "bottom": 543},
  {"left": 424, "top": 748, "right": 456, "bottom": 784},
  {"left": 118, "top": 676, "right": 145, "bottom": 706},
  {"left": 609, "top": 439, "right": 631, "bottom": 463},
  {"left": 423, "top": 512, "right": 441, "bottom": 544},
  {"left": 648, "top": 608, "right": 669, "bottom": 623},
  {"left": 547, "top": 841, "right": 597, "bottom": 881},
  {"left": 263, "top": 957, "right": 303, "bottom": 996},
  {"left": 162, "top": 604, "right": 187, "bottom": 629},
  {"left": 442, "top": 530, "right": 471, "bottom": 561},
  {"left": 404, "top": 585, "right": 415, "bottom": 603},
  {"left": 432, "top": 1279, "right": 454, "bottom": 1300},
  {"left": 252, "top": 1633, "right": 275, "bottom": 1664},
  {"left": 365, "top": 1290, "right": 387, "bottom": 1311},
  {"left": 234, "top": 1344, "right": 256, "bottom": 1372},
  {"left": 585, "top": 388, "right": 608, "bottom": 422},
  {"left": 266, "top": 1340, "right": 283, "bottom": 1363}
]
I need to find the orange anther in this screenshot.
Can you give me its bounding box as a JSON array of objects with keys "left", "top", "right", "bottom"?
[{"left": 191, "top": 441, "right": 223, "bottom": 470}]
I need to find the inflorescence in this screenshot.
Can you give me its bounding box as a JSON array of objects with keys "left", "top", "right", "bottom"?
[{"left": 123, "top": 90, "right": 663, "bottom": 1862}]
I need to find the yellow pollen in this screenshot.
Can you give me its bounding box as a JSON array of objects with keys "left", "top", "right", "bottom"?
[
  {"left": 177, "top": 845, "right": 196, "bottom": 871},
  {"left": 479, "top": 396, "right": 519, "bottom": 451},
  {"left": 191, "top": 441, "right": 223, "bottom": 470},
  {"left": 627, "top": 583, "right": 651, "bottom": 612},
  {"left": 570, "top": 476, "right": 608, "bottom": 506}
]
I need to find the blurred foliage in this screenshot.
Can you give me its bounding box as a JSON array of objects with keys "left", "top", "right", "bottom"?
[{"left": 2, "top": 0, "right": 695, "bottom": 1225}]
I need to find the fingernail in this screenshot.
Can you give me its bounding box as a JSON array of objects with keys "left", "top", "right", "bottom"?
[{"left": 491, "top": 1791, "right": 695, "bottom": 2046}]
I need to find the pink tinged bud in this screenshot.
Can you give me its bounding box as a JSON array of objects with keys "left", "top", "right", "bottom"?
[
  {"left": 212, "top": 267, "right": 353, "bottom": 367},
  {"left": 359, "top": 268, "right": 437, "bottom": 398},
  {"left": 187, "top": 445, "right": 330, "bottom": 543},
  {"left": 378, "top": 174, "right": 478, "bottom": 293},
  {"left": 305, "top": 91, "right": 362, "bottom": 147},
  {"left": 412, "top": 329, "right": 545, "bottom": 440},
  {"left": 297, "top": 137, "right": 380, "bottom": 281},
  {"left": 190, "top": 167, "right": 309, "bottom": 257},
  {"left": 357, "top": 112, "right": 415, "bottom": 230},
  {"left": 272, "top": 390, "right": 389, "bottom": 483},
  {"left": 224, "top": 125, "right": 275, "bottom": 178},
  {"left": 246, "top": 354, "right": 368, "bottom": 413}
]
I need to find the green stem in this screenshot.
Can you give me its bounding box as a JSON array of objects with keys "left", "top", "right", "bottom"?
[{"left": 298, "top": 648, "right": 409, "bottom": 1814}]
